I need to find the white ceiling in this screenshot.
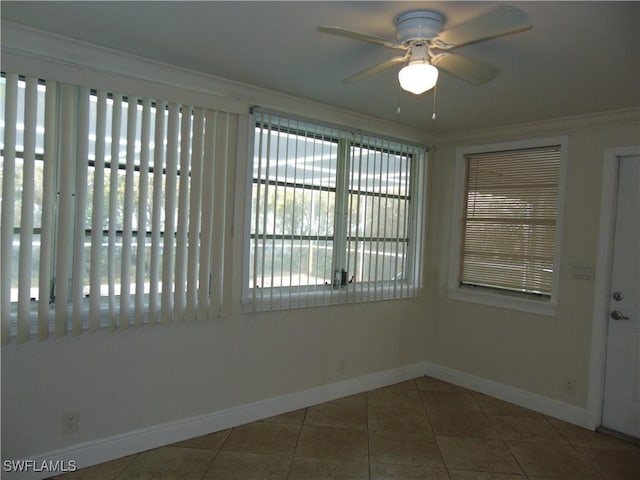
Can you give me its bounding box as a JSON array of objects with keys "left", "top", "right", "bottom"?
[{"left": 2, "top": 1, "right": 639, "bottom": 135}]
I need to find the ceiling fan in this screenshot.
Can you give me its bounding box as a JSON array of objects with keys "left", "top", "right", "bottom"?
[{"left": 318, "top": 5, "right": 532, "bottom": 95}]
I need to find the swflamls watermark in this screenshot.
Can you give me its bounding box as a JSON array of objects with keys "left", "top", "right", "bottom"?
[{"left": 3, "top": 459, "right": 78, "bottom": 473}]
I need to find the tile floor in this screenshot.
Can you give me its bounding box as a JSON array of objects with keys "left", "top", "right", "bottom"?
[{"left": 52, "top": 376, "right": 640, "bottom": 479}]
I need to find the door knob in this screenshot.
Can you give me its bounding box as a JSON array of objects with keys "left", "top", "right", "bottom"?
[{"left": 610, "top": 310, "right": 630, "bottom": 321}]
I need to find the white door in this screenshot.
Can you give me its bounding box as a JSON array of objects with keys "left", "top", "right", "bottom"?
[{"left": 602, "top": 154, "right": 640, "bottom": 438}]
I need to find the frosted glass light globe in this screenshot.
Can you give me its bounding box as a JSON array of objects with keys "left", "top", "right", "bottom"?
[{"left": 398, "top": 63, "right": 439, "bottom": 95}]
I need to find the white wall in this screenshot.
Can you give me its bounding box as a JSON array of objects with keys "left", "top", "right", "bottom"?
[
  {"left": 1, "top": 297, "right": 427, "bottom": 460},
  {"left": 425, "top": 118, "right": 640, "bottom": 409}
]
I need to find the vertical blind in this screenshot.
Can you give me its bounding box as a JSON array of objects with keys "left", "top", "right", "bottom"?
[
  {"left": 461, "top": 145, "right": 561, "bottom": 296},
  {"left": 1, "top": 73, "right": 238, "bottom": 344},
  {"left": 248, "top": 110, "right": 425, "bottom": 311}
]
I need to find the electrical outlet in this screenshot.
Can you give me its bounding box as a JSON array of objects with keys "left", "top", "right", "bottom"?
[
  {"left": 562, "top": 377, "right": 575, "bottom": 395},
  {"left": 62, "top": 411, "right": 79, "bottom": 434},
  {"left": 338, "top": 359, "right": 347, "bottom": 374}
]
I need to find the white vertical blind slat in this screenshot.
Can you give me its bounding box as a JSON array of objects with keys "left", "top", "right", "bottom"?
[
  {"left": 210, "top": 113, "right": 229, "bottom": 315},
  {"left": 174, "top": 105, "right": 192, "bottom": 321},
  {"left": 186, "top": 108, "right": 204, "bottom": 322},
  {"left": 17, "top": 77, "right": 37, "bottom": 342},
  {"left": 198, "top": 109, "right": 216, "bottom": 320},
  {"left": 89, "top": 91, "right": 107, "bottom": 332},
  {"left": 134, "top": 98, "right": 152, "bottom": 328},
  {"left": 119, "top": 96, "right": 138, "bottom": 329},
  {"left": 148, "top": 100, "right": 166, "bottom": 326},
  {"left": 221, "top": 113, "right": 238, "bottom": 317},
  {"left": 54, "top": 84, "right": 77, "bottom": 337},
  {"left": 39, "top": 80, "right": 58, "bottom": 339},
  {"left": 161, "top": 102, "right": 180, "bottom": 324},
  {"left": 107, "top": 93, "right": 122, "bottom": 329},
  {"left": 71, "top": 87, "right": 90, "bottom": 336},
  {"left": 251, "top": 114, "right": 264, "bottom": 309},
  {"left": 1, "top": 74, "right": 18, "bottom": 344}
]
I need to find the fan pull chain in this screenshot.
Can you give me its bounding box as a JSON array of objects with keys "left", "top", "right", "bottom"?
[{"left": 431, "top": 83, "right": 438, "bottom": 120}]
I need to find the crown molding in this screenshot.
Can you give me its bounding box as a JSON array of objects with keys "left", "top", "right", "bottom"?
[
  {"left": 437, "top": 107, "right": 640, "bottom": 146},
  {"left": 1, "top": 21, "right": 432, "bottom": 146}
]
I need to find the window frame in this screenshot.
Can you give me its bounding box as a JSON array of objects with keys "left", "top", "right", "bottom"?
[
  {"left": 242, "top": 110, "right": 426, "bottom": 311},
  {"left": 448, "top": 136, "right": 568, "bottom": 316}
]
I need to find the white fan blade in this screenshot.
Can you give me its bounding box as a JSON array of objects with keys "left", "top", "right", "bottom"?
[
  {"left": 431, "top": 53, "right": 498, "bottom": 85},
  {"left": 318, "top": 26, "right": 405, "bottom": 50},
  {"left": 344, "top": 55, "right": 408, "bottom": 83},
  {"left": 434, "top": 5, "right": 532, "bottom": 49}
]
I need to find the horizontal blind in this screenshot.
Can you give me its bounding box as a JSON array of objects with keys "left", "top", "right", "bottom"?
[
  {"left": 1, "top": 73, "right": 237, "bottom": 343},
  {"left": 461, "top": 145, "right": 561, "bottom": 296}
]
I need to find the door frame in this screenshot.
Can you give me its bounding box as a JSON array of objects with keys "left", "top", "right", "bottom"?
[{"left": 587, "top": 145, "right": 640, "bottom": 430}]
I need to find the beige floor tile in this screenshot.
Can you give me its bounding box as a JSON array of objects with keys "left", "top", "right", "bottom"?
[
  {"left": 116, "top": 446, "right": 216, "bottom": 480},
  {"left": 437, "top": 436, "right": 523, "bottom": 475},
  {"left": 472, "top": 393, "right": 540, "bottom": 418},
  {"left": 368, "top": 405, "right": 433, "bottom": 435},
  {"left": 51, "top": 380, "right": 637, "bottom": 479},
  {"left": 489, "top": 415, "right": 567, "bottom": 444},
  {"left": 288, "top": 457, "right": 369, "bottom": 479},
  {"left": 416, "top": 376, "right": 467, "bottom": 393},
  {"left": 546, "top": 417, "right": 640, "bottom": 450},
  {"left": 367, "top": 387, "right": 426, "bottom": 411},
  {"left": 448, "top": 471, "right": 526, "bottom": 480},
  {"left": 384, "top": 379, "right": 418, "bottom": 390},
  {"left": 263, "top": 408, "right": 307, "bottom": 425},
  {"left": 222, "top": 421, "right": 300, "bottom": 456},
  {"left": 172, "top": 429, "right": 231, "bottom": 450},
  {"left": 430, "top": 410, "right": 498, "bottom": 439},
  {"left": 370, "top": 462, "right": 450, "bottom": 479},
  {"left": 421, "top": 391, "right": 482, "bottom": 414},
  {"left": 369, "top": 431, "right": 444, "bottom": 467},
  {"left": 506, "top": 440, "right": 602, "bottom": 479},
  {"left": 52, "top": 455, "right": 136, "bottom": 480},
  {"left": 306, "top": 401, "right": 367, "bottom": 430},
  {"left": 204, "top": 451, "right": 290, "bottom": 480},
  {"left": 295, "top": 425, "right": 368, "bottom": 461},
  {"left": 330, "top": 392, "right": 367, "bottom": 406},
  {"left": 578, "top": 446, "right": 640, "bottom": 480}
]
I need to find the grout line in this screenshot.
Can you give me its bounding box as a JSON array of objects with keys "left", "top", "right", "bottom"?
[{"left": 285, "top": 407, "right": 308, "bottom": 479}]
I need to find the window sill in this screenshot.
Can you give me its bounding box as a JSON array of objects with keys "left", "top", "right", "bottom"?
[
  {"left": 242, "top": 283, "right": 419, "bottom": 313},
  {"left": 447, "top": 286, "right": 558, "bottom": 316}
]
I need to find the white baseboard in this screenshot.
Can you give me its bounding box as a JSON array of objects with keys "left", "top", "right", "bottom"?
[
  {"left": 5, "top": 362, "right": 425, "bottom": 480},
  {"left": 424, "top": 362, "right": 590, "bottom": 428},
  {"left": 6, "top": 361, "right": 590, "bottom": 479}
]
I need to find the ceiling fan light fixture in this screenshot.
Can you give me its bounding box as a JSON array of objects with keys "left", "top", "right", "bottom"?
[{"left": 398, "top": 61, "right": 438, "bottom": 95}]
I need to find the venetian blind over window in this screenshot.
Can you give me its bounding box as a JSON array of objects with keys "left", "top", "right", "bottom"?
[
  {"left": 1, "top": 73, "right": 238, "bottom": 344},
  {"left": 460, "top": 145, "right": 561, "bottom": 296}
]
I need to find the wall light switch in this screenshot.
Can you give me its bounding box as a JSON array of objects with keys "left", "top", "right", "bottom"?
[{"left": 571, "top": 263, "right": 594, "bottom": 281}]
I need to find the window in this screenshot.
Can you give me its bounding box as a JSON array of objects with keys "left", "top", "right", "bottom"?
[
  {"left": 449, "top": 138, "right": 566, "bottom": 315},
  {"left": 246, "top": 110, "right": 426, "bottom": 311},
  {"left": 1, "top": 73, "right": 237, "bottom": 343}
]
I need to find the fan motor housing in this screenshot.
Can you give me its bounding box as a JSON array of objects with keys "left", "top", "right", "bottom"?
[{"left": 395, "top": 10, "right": 444, "bottom": 43}]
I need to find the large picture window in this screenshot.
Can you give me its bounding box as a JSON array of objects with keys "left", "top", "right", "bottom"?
[
  {"left": 1, "top": 73, "right": 237, "bottom": 343},
  {"left": 246, "top": 110, "right": 426, "bottom": 311}
]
